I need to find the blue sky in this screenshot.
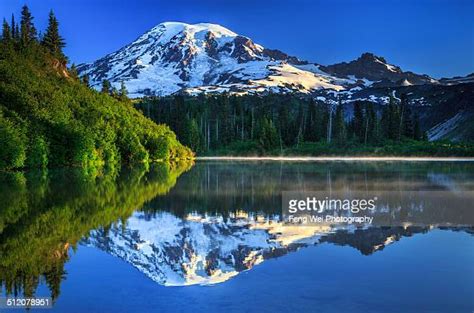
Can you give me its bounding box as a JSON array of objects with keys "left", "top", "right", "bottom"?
[{"left": 1, "top": 0, "right": 473, "bottom": 78}]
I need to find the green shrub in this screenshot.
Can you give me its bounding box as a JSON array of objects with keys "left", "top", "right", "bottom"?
[
  {"left": 27, "top": 135, "right": 49, "bottom": 168},
  {"left": 0, "top": 114, "right": 27, "bottom": 169}
]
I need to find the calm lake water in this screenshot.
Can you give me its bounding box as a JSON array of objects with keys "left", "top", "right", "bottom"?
[{"left": 1, "top": 161, "right": 473, "bottom": 313}]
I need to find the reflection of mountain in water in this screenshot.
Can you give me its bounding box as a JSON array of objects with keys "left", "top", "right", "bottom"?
[
  {"left": 83, "top": 211, "right": 473, "bottom": 286},
  {"left": 2, "top": 161, "right": 474, "bottom": 296}
]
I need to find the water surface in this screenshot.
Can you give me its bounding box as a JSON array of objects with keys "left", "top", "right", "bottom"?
[{"left": 1, "top": 161, "right": 473, "bottom": 312}]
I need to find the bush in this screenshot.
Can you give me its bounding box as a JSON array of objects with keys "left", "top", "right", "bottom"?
[
  {"left": 0, "top": 114, "right": 27, "bottom": 169},
  {"left": 27, "top": 135, "right": 49, "bottom": 168}
]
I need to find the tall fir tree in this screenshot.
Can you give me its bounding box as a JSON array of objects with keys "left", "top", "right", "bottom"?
[
  {"left": 258, "top": 118, "right": 279, "bottom": 151},
  {"left": 386, "top": 95, "right": 400, "bottom": 140},
  {"left": 2, "top": 19, "right": 11, "bottom": 42},
  {"left": 10, "top": 14, "right": 17, "bottom": 40},
  {"left": 400, "top": 94, "right": 414, "bottom": 139},
  {"left": 182, "top": 118, "right": 203, "bottom": 152},
  {"left": 81, "top": 74, "right": 90, "bottom": 87},
  {"left": 20, "top": 5, "right": 37, "bottom": 46},
  {"left": 414, "top": 113, "right": 422, "bottom": 140},
  {"left": 101, "top": 79, "right": 111, "bottom": 94},
  {"left": 41, "top": 10, "right": 66, "bottom": 60},
  {"left": 119, "top": 81, "right": 128, "bottom": 101},
  {"left": 364, "top": 102, "right": 377, "bottom": 144},
  {"left": 353, "top": 101, "right": 365, "bottom": 142},
  {"left": 11, "top": 14, "right": 18, "bottom": 40},
  {"left": 333, "top": 101, "right": 346, "bottom": 144}
]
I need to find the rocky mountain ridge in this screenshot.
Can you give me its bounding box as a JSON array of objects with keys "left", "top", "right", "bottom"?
[{"left": 78, "top": 22, "right": 462, "bottom": 98}]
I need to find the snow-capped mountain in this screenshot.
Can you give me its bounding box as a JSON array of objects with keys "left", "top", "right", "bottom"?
[
  {"left": 77, "top": 22, "right": 439, "bottom": 98},
  {"left": 81, "top": 210, "right": 444, "bottom": 286}
]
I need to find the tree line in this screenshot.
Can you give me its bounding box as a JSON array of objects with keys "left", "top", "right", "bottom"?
[
  {"left": 136, "top": 93, "right": 426, "bottom": 154},
  {"left": 2, "top": 6, "right": 66, "bottom": 62}
]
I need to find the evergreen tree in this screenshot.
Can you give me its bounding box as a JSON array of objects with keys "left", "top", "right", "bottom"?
[
  {"left": 119, "top": 81, "right": 128, "bottom": 101},
  {"left": 69, "top": 63, "right": 78, "bottom": 79},
  {"left": 258, "top": 118, "right": 278, "bottom": 151},
  {"left": 2, "top": 19, "right": 11, "bottom": 42},
  {"left": 364, "top": 103, "right": 377, "bottom": 144},
  {"left": 101, "top": 79, "right": 111, "bottom": 94},
  {"left": 294, "top": 102, "right": 305, "bottom": 146},
  {"left": 110, "top": 87, "right": 119, "bottom": 99},
  {"left": 20, "top": 5, "right": 37, "bottom": 46},
  {"left": 414, "top": 113, "right": 422, "bottom": 140},
  {"left": 333, "top": 101, "right": 346, "bottom": 144},
  {"left": 14, "top": 24, "right": 20, "bottom": 41},
  {"left": 41, "top": 10, "right": 66, "bottom": 60},
  {"left": 11, "top": 14, "right": 16, "bottom": 40},
  {"left": 383, "top": 95, "right": 400, "bottom": 141},
  {"left": 278, "top": 104, "right": 290, "bottom": 145},
  {"left": 81, "top": 74, "right": 90, "bottom": 87},
  {"left": 400, "top": 94, "right": 414, "bottom": 139},
  {"left": 353, "top": 101, "right": 365, "bottom": 142},
  {"left": 182, "top": 118, "right": 203, "bottom": 152}
]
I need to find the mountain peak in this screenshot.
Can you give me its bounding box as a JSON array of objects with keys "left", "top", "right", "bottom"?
[
  {"left": 359, "top": 52, "right": 387, "bottom": 64},
  {"left": 77, "top": 22, "right": 345, "bottom": 97},
  {"left": 321, "top": 52, "right": 435, "bottom": 86},
  {"left": 154, "top": 21, "right": 238, "bottom": 38},
  {"left": 77, "top": 24, "right": 437, "bottom": 97}
]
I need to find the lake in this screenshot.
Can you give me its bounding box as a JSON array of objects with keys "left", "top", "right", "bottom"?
[{"left": 1, "top": 160, "right": 473, "bottom": 313}]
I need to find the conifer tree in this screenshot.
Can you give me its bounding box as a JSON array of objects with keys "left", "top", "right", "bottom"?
[
  {"left": 20, "top": 5, "right": 37, "bottom": 46},
  {"left": 41, "top": 10, "right": 66, "bottom": 60},
  {"left": 119, "top": 81, "right": 128, "bottom": 101},
  {"left": 403, "top": 105, "right": 414, "bottom": 139},
  {"left": 414, "top": 113, "right": 422, "bottom": 140},
  {"left": 110, "top": 87, "right": 119, "bottom": 98},
  {"left": 183, "top": 118, "right": 202, "bottom": 152},
  {"left": 15, "top": 24, "right": 20, "bottom": 41},
  {"left": 2, "top": 19, "right": 11, "bottom": 42},
  {"left": 333, "top": 101, "right": 346, "bottom": 144},
  {"left": 353, "top": 101, "right": 365, "bottom": 142},
  {"left": 385, "top": 95, "right": 400, "bottom": 140},
  {"left": 258, "top": 118, "right": 278, "bottom": 151},
  {"left": 81, "top": 74, "right": 90, "bottom": 87},
  {"left": 398, "top": 93, "right": 416, "bottom": 141},
  {"left": 365, "top": 103, "right": 376, "bottom": 144},
  {"left": 11, "top": 14, "right": 18, "bottom": 40},
  {"left": 69, "top": 63, "right": 78, "bottom": 78},
  {"left": 101, "top": 80, "right": 111, "bottom": 94}
]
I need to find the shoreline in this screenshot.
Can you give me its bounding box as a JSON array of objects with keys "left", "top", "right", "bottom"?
[{"left": 196, "top": 156, "right": 474, "bottom": 162}]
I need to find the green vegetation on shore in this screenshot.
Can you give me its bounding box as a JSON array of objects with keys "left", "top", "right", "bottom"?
[
  {"left": 0, "top": 6, "right": 193, "bottom": 171},
  {"left": 205, "top": 140, "right": 474, "bottom": 157},
  {"left": 137, "top": 92, "right": 473, "bottom": 157}
]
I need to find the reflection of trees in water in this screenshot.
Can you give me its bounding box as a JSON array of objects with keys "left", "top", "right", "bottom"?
[
  {"left": 0, "top": 161, "right": 192, "bottom": 300},
  {"left": 144, "top": 161, "right": 474, "bottom": 220},
  {"left": 1, "top": 161, "right": 473, "bottom": 298}
]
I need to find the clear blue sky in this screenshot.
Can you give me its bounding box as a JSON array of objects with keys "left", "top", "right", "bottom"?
[{"left": 1, "top": 0, "right": 473, "bottom": 78}]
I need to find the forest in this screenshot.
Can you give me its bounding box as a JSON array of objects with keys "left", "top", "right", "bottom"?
[
  {"left": 136, "top": 94, "right": 474, "bottom": 156},
  {"left": 0, "top": 6, "right": 193, "bottom": 171}
]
